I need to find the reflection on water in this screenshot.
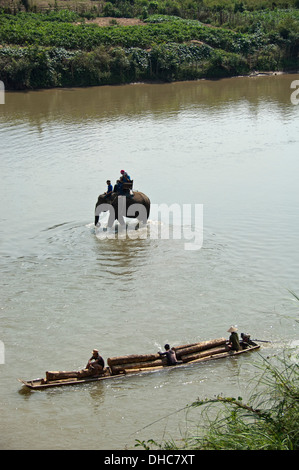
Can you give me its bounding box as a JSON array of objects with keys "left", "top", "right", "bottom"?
[
  {"left": 93, "top": 229, "right": 152, "bottom": 280},
  {"left": 1, "top": 75, "right": 297, "bottom": 129}
]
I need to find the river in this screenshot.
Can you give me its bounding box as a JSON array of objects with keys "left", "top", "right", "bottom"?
[{"left": 0, "top": 74, "right": 299, "bottom": 450}]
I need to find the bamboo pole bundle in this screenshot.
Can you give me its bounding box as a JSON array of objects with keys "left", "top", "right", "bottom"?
[
  {"left": 110, "top": 358, "right": 167, "bottom": 374},
  {"left": 46, "top": 369, "right": 101, "bottom": 381},
  {"left": 122, "top": 366, "right": 164, "bottom": 374},
  {"left": 174, "top": 338, "right": 226, "bottom": 359},
  {"left": 107, "top": 338, "right": 227, "bottom": 375},
  {"left": 46, "top": 371, "right": 81, "bottom": 381},
  {"left": 108, "top": 353, "right": 160, "bottom": 367},
  {"left": 181, "top": 346, "right": 228, "bottom": 363},
  {"left": 173, "top": 342, "right": 201, "bottom": 351}
]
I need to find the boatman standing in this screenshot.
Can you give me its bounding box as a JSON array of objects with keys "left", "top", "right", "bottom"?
[{"left": 227, "top": 326, "right": 241, "bottom": 352}]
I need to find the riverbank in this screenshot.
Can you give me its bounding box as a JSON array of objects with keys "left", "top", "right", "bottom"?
[
  {"left": 136, "top": 348, "right": 299, "bottom": 450},
  {"left": 0, "top": 3, "right": 298, "bottom": 89}
]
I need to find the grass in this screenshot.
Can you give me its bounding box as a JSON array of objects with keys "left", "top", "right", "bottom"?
[{"left": 135, "top": 352, "right": 299, "bottom": 450}]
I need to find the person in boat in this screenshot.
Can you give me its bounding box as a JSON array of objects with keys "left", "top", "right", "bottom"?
[
  {"left": 226, "top": 327, "right": 241, "bottom": 352},
  {"left": 240, "top": 333, "right": 254, "bottom": 349},
  {"left": 86, "top": 349, "right": 105, "bottom": 375},
  {"left": 158, "top": 344, "right": 178, "bottom": 366},
  {"left": 104, "top": 180, "right": 113, "bottom": 198}
]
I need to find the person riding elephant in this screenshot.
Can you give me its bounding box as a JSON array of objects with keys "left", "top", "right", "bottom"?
[
  {"left": 118, "top": 170, "right": 132, "bottom": 195},
  {"left": 104, "top": 180, "right": 113, "bottom": 199}
]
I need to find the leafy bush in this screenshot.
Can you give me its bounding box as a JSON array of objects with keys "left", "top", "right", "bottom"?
[
  {"left": 0, "top": 6, "right": 297, "bottom": 89},
  {"left": 0, "top": 12, "right": 267, "bottom": 53}
]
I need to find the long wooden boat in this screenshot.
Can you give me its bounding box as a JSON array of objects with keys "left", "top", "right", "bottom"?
[{"left": 19, "top": 338, "right": 260, "bottom": 390}]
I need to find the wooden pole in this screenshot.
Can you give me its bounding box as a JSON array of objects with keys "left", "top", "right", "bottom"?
[
  {"left": 46, "top": 371, "right": 81, "bottom": 381},
  {"left": 108, "top": 353, "right": 160, "bottom": 367},
  {"left": 111, "top": 358, "right": 167, "bottom": 374},
  {"left": 107, "top": 338, "right": 227, "bottom": 373},
  {"left": 181, "top": 346, "right": 227, "bottom": 363},
  {"left": 174, "top": 338, "right": 226, "bottom": 359}
]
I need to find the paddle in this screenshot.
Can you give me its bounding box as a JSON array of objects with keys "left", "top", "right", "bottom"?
[{"left": 252, "top": 339, "right": 272, "bottom": 343}]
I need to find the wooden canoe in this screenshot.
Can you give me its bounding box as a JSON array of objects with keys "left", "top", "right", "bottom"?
[{"left": 19, "top": 340, "right": 260, "bottom": 390}]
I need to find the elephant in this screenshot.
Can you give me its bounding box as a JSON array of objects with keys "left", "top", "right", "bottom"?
[{"left": 94, "top": 191, "right": 150, "bottom": 228}]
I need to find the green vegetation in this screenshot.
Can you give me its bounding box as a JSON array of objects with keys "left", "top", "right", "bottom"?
[
  {"left": 0, "top": 1, "right": 298, "bottom": 88},
  {"left": 135, "top": 352, "right": 299, "bottom": 450}
]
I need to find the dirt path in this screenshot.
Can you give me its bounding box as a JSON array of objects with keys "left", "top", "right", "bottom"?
[{"left": 83, "top": 17, "right": 146, "bottom": 27}]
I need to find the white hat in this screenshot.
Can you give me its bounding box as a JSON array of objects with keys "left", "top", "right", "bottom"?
[{"left": 227, "top": 326, "right": 238, "bottom": 333}]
